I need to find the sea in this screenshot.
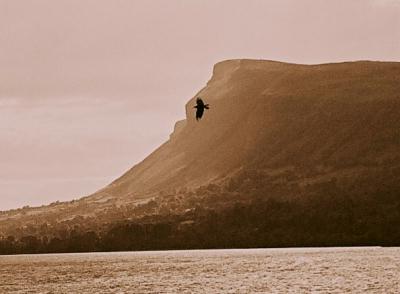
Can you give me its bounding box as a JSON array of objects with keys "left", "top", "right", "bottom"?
[{"left": 0, "top": 247, "right": 399, "bottom": 293}]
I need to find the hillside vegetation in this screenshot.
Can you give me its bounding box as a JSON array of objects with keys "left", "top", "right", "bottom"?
[{"left": 1, "top": 59, "right": 400, "bottom": 254}]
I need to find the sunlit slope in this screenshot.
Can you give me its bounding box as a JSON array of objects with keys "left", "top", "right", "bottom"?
[
  {"left": 94, "top": 59, "right": 400, "bottom": 201},
  {"left": 1, "top": 59, "right": 400, "bottom": 236}
]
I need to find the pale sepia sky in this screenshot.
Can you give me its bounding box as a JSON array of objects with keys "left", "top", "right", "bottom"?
[{"left": 1, "top": 0, "right": 399, "bottom": 210}]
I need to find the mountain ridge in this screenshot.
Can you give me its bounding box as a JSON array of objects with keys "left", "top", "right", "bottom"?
[
  {"left": 90, "top": 58, "right": 400, "bottom": 203},
  {"left": 1, "top": 59, "right": 400, "bottom": 252}
]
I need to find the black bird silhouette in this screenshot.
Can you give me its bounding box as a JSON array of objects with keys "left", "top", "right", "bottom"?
[{"left": 194, "top": 97, "right": 209, "bottom": 121}]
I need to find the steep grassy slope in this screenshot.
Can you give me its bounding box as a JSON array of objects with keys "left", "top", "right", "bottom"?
[
  {"left": 1, "top": 59, "right": 400, "bottom": 249},
  {"left": 93, "top": 59, "right": 400, "bottom": 200}
]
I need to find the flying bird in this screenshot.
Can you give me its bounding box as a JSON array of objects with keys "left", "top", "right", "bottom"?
[{"left": 194, "top": 97, "right": 209, "bottom": 121}]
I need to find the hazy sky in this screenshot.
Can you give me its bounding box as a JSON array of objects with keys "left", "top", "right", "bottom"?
[{"left": 1, "top": 0, "right": 399, "bottom": 210}]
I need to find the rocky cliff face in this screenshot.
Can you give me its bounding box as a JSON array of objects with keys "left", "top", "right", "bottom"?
[
  {"left": 1, "top": 59, "right": 400, "bottom": 235},
  {"left": 92, "top": 59, "right": 400, "bottom": 202}
]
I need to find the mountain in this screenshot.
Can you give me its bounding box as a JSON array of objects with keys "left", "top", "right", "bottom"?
[
  {"left": 1, "top": 59, "right": 400, "bottom": 253},
  {"left": 93, "top": 59, "right": 400, "bottom": 199}
]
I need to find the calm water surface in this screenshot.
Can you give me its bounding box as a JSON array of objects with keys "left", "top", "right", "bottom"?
[{"left": 0, "top": 247, "right": 399, "bottom": 293}]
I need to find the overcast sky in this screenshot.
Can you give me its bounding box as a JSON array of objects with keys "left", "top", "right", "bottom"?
[{"left": 1, "top": 0, "right": 399, "bottom": 210}]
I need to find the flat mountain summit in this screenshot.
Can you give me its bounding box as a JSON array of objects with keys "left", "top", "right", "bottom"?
[
  {"left": 1, "top": 59, "right": 400, "bottom": 252},
  {"left": 93, "top": 59, "right": 400, "bottom": 201}
]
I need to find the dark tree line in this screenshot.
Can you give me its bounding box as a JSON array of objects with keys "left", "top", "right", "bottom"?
[
  {"left": 1, "top": 187, "right": 400, "bottom": 254},
  {"left": 1, "top": 165, "right": 400, "bottom": 254}
]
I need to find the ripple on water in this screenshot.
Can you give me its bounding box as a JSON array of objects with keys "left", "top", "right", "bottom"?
[{"left": 0, "top": 247, "right": 400, "bottom": 293}]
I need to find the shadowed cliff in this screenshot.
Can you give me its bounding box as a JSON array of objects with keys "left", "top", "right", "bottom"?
[
  {"left": 1, "top": 59, "right": 400, "bottom": 252},
  {"left": 92, "top": 59, "right": 400, "bottom": 201}
]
